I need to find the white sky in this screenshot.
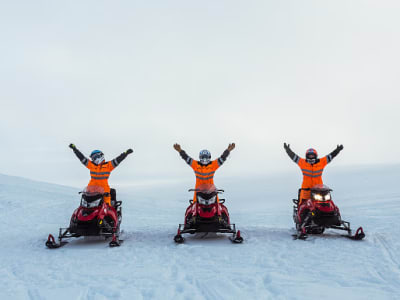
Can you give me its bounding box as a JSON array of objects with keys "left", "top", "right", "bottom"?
[{"left": 1, "top": 1, "right": 400, "bottom": 186}]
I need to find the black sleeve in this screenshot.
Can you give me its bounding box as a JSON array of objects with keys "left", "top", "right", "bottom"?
[
  {"left": 217, "top": 149, "right": 230, "bottom": 166},
  {"left": 285, "top": 147, "right": 300, "bottom": 164},
  {"left": 73, "top": 148, "right": 89, "bottom": 166},
  {"left": 111, "top": 152, "right": 128, "bottom": 168},
  {"left": 179, "top": 150, "right": 193, "bottom": 166},
  {"left": 327, "top": 148, "right": 340, "bottom": 163}
]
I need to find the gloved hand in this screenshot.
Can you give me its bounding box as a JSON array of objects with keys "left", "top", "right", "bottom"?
[
  {"left": 336, "top": 144, "right": 344, "bottom": 152},
  {"left": 69, "top": 143, "right": 76, "bottom": 149},
  {"left": 173, "top": 143, "right": 182, "bottom": 152},
  {"left": 284, "top": 143, "right": 290, "bottom": 151},
  {"left": 227, "top": 143, "right": 236, "bottom": 151},
  {"left": 126, "top": 149, "right": 133, "bottom": 155}
]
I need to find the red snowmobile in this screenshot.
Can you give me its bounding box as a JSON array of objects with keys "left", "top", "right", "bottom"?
[
  {"left": 46, "top": 186, "right": 122, "bottom": 248},
  {"left": 174, "top": 184, "right": 243, "bottom": 243},
  {"left": 293, "top": 184, "right": 365, "bottom": 240}
]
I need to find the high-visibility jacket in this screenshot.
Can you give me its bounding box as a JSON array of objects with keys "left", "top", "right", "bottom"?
[
  {"left": 190, "top": 159, "right": 220, "bottom": 188},
  {"left": 179, "top": 149, "right": 230, "bottom": 201},
  {"left": 285, "top": 145, "right": 341, "bottom": 204},
  {"left": 86, "top": 160, "right": 115, "bottom": 193},
  {"left": 296, "top": 156, "right": 329, "bottom": 201},
  {"left": 72, "top": 148, "right": 128, "bottom": 205}
]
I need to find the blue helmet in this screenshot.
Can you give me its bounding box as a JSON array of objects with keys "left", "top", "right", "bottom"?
[{"left": 199, "top": 149, "right": 211, "bottom": 165}]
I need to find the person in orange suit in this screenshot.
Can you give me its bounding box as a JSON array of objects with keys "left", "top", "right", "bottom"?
[
  {"left": 69, "top": 144, "right": 133, "bottom": 206},
  {"left": 173, "top": 143, "right": 235, "bottom": 201},
  {"left": 284, "top": 143, "right": 343, "bottom": 205}
]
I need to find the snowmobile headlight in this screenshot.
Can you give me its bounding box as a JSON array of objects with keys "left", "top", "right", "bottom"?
[
  {"left": 198, "top": 195, "right": 216, "bottom": 205},
  {"left": 324, "top": 194, "right": 331, "bottom": 201},
  {"left": 313, "top": 193, "right": 323, "bottom": 201}
]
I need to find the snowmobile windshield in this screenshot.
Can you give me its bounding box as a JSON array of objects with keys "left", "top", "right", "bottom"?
[
  {"left": 81, "top": 186, "right": 104, "bottom": 204},
  {"left": 82, "top": 186, "right": 105, "bottom": 196},
  {"left": 195, "top": 184, "right": 218, "bottom": 205},
  {"left": 195, "top": 184, "right": 217, "bottom": 194},
  {"left": 81, "top": 197, "right": 103, "bottom": 208}
]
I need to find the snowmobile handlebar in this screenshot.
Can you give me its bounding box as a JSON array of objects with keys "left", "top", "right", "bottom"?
[
  {"left": 188, "top": 188, "right": 224, "bottom": 193},
  {"left": 78, "top": 191, "right": 110, "bottom": 197},
  {"left": 188, "top": 198, "right": 226, "bottom": 204},
  {"left": 298, "top": 187, "right": 332, "bottom": 192}
]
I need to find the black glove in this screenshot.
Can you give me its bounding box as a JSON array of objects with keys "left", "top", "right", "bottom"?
[
  {"left": 126, "top": 149, "right": 133, "bottom": 155},
  {"left": 329, "top": 144, "right": 344, "bottom": 159},
  {"left": 69, "top": 143, "right": 76, "bottom": 149},
  {"left": 284, "top": 142, "right": 297, "bottom": 161},
  {"left": 284, "top": 143, "right": 290, "bottom": 151}
]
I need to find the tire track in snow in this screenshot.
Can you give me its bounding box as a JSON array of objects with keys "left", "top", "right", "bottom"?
[{"left": 371, "top": 233, "right": 400, "bottom": 292}]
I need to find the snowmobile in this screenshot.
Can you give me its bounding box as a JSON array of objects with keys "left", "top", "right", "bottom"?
[
  {"left": 293, "top": 184, "right": 365, "bottom": 240},
  {"left": 46, "top": 186, "right": 122, "bottom": 248},
  {"left": 174, "top": 184, "right": 243, "bottom": 244}
]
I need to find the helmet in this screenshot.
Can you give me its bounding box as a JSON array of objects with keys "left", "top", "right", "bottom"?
[
  {"left": 199, "top": 149, "right": 211, "bottom": 165},
  {"left": 90, "top": 150, "right": 105, "bottom": 165},
  {"left": 305, "top": 148, "right": 318, "bottom": 164}
]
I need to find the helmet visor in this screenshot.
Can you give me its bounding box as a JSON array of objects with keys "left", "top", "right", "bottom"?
[
  {"left": 199, "top": 150, "right": 211, "bottom": 164},
  {"left": 90, "top": 152, "right": 103, "bottom": 161},
  {"left": 306, "top": 153, "right": 317, "bottom": 160}
]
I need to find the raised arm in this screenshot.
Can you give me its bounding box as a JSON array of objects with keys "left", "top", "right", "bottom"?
[
  {"left": 284, "top": 143, "right": 300, "bottom": 164},
  {"left": 69, "top": 143, "right": 89, "bottom": 166},
  {"left": 173, "top": 143, "right": 193, "bottom": 166},
  {"left": 217, "top": 143, "right": 235, "bottom": 166},
  {"left": 111, "top": 148, "right": 133, "bottom": 168},
  {"left": 326, "top": 144, "right": 343, "bottom": 163}
]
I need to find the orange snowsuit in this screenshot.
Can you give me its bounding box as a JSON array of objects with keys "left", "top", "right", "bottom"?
[
  {"left": 72, "top": 147, "right": 129, "bottom": 205},
  {"left": 179, "top": 149, "right": 230, "bottom": 202},
  {"left": 296, "top": 157, "right": 329, "bottom": 202},
  {"left": 285, "top": 145, "right": 342, "bottom": 205},
  {"left": 85, "top": 161, "right": 115, "bottom": 205},
  {"left": 190, "top": 160, "right": 220, "bottom": 202}
]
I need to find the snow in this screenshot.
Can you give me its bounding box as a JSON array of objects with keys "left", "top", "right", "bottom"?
[{"left": 0, "top": 166, "right": 399, "bottom": 300}]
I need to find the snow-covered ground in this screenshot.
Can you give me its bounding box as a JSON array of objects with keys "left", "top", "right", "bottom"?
[{"left": 0, "top": 165, "right": 399, "bottom": 300}]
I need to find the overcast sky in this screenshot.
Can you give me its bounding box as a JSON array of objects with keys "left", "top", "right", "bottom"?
[{"left": 1, "top": 1, "right": 399, "bottom": 187}]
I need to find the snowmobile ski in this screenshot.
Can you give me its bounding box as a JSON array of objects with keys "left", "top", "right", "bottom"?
[
  {"left": 174, "top": 185, "right": 243, "bottom": 244},
  {"left": 345, "top": 227, "right": 365, "bottom": 240},
  {"left": 229, "top": 230, "right": 244, "bottom": 243},
  {"left": 45, "top": 234, "right": 68, "bottom": 249}
]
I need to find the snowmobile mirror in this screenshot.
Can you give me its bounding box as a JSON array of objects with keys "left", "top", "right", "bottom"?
[
  {"left": 219, "top": 199, "right": 225, "bottom": 204},
  {"left": 189, "top": 200, "right": 193, "bottom": 204}
]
